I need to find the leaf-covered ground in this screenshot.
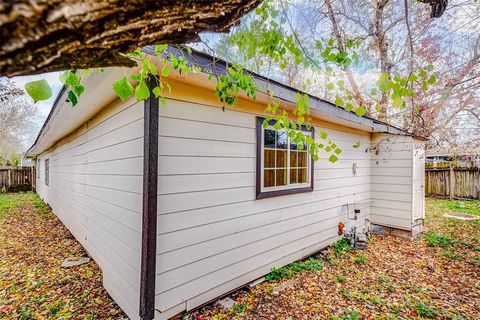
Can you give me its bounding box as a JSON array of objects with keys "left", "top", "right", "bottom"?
[
  {"left": 1, "top": 193, "right": 479, "bottom": 320},
  {"left": 0, "top": 192, "right": 126, "bottom": 320},
  {"left": 191, "top": 198, "right": 480, "bottom": 320}
]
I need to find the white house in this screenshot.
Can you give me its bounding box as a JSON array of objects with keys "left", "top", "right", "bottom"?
[{"left": 27, "top": 46, "right": 426, "bottom": 320}]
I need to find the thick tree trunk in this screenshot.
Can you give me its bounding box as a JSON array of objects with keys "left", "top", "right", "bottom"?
[{"left": 0, "top": 0, "right": 261, "bottom": 77}]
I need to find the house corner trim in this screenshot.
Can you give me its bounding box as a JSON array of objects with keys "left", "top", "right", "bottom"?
[{"left": 139, "top": 76, "right": 159, "bottom": 320}]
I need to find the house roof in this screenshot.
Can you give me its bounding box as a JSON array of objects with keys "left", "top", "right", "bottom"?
[{"left": 27, "top": 45, "right": 425, "bottom": 157}]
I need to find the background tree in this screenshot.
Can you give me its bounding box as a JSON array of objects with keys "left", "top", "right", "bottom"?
[
  {"left": 204, "top": 0, "right": 479, "bottom": 151},
  {"left": 0, "top": 79, "right": 42, "bottom": 166},
  {"left": 3, "top": 0, "right": 472, "bottom": 161}
]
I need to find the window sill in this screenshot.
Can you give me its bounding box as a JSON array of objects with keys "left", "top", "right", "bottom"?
[{"left": 256, "top": 186, "right": 313, "bottom": 200}]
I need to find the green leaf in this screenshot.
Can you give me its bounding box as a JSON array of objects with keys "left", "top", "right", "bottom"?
[
  {"left": 335, "top": 95, "right": 343, "bottom": 107},
  {"left": 73, "top": 84, "right": 85, "bottom": 97},
  {"left": 25, "top": 79, "right": 52, "bottom": 102},
  {"left": 67, "top": 90, "right": 78, "bottom": 106},
  {"left": 353, "top": 142, "right": 360, "bottom": 149},
  {"left": 160, "top": 96, "right": 167, "bottom": 107},
  {"left": 161, "top": 65, "right": 170, "bottom": 77},
  {"left": 345, "top": 103, "right": 353, "bottom": 112},
  {"left": 418, "top": 69, "right": 427, "bottom": 78},
  {"left": 377, "top": 73, "right": 389, "bottom": 85},
  {"left": 328, "top": 154, "right": 338, "bottom": 163},
  {"left": 112, "top": 77, "right": 134, "bottom": 101},
  {"left": 63, "top": 71, "right": 80, "bottom": 87},
  {"left": 131, "top": 74, "right": 141, "bottom": 81},
  {"left": 135, "top": 81, "right": 150, "bottom": 101},
  {"left": 392, "top": 95, "right": 403, "bottom": 108},
  {"left": 422, "top": 81, "right": 428, "bottom": 91},
  {"left": 152, "top": 86, "right": 161, "bottom": 98},
  {"left": 326, "top": 82, "right": 334, "bottom": 90},
  {"left": 335, "top": 148, "right": 342, "bottom": 155},
  {"left": 154, "top": 44, "right": 168, "bottom": 54},
  {"left": 208, "top": 73, "right": 213, "bottom": 81},
  {"left": 355, "top": 106, "right": 366, "bottom": 117},
  {"left": 148, "top": 61, "right": 158, "bottom": 75},
  {"left": 427, "top": 75, "right": 436, "bottom": 85},
  {"left": 320, "top": 131, "right": 328, "bottom": 139},
  {"left": 171, "top": 55, "right": 179, "bottom": 69},
  {"left": 408, "top": 74, "right": 417, "bottom": 82}
]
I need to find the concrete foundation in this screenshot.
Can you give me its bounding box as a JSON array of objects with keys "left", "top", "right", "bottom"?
[{"left": 371, "top": 220, "right": 424, "bottom": 240}]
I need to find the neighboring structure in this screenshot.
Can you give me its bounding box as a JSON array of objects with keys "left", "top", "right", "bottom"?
[
  {"left": 426, "top": 150, "right": 480, "bottom": 168},
  {"left": 26, "top": 47, "right": 426, "bottom": 320},
  {"left": 20, "top": 152, "right": 34, "bottom": 167}
]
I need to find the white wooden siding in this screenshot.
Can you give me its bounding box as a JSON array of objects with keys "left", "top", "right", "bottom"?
[
  {"left": 155, "top": 96, "right": 372, "bottom": 318},
  {"left": 370, "top": 133, "right": 414, "bottom": 230},
  {"left": 35, "top": 97, "right": 144, "bottom": 320},
  {"left": 33, "top": 78, "right": 422, "bottom": 320}
]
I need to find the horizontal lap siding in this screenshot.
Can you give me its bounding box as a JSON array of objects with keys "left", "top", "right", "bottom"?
[
  {"left": 370, "top": 134, "right": 413, "bottom": 230},
  {"left": 35, "top": 98, "right": 144, "bottom": 320},
  {"left": 156, "top": 96, "right": 372, "bottom": 317}
]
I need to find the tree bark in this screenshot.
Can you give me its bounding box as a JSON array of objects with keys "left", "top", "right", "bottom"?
[{"left": 0, "top": 0, "right": 261, "bottom": 77}]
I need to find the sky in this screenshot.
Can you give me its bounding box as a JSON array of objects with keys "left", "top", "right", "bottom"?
[{"left": 10, "top": 71, "right": 63, "bottom": 119}]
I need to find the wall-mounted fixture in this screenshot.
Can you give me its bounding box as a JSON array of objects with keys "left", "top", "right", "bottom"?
[{"left": 352, "top": 163, "right": 358, "bottom": 175}]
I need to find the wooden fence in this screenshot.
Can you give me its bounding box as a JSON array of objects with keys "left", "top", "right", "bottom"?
[
  {"left": 425, "top": 163, "right": 480, "bottom": 199},
  {"left": 0, "top": 167, "right": 36, "bottom": 192}
]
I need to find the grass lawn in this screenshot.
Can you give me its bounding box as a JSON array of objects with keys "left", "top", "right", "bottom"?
[
  {"left": 0, "top": 192, "right": 126, "bottom": 319},
  {"left": 191, "top": 198, "right": 480, "bottom": 320}
]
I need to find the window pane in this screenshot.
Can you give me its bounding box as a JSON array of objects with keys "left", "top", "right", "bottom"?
[
  {"left": 298, "top": 168, "right": 307, "bottom": 183},
  {"left": 276, "top": 131, "right": 287, "bottom": 149},
  {"left": 290, "top": 151, "right": 298, "bottom": 167},
  {"left": 276, "top": 169, "right": 287, "bottom": 186},
  {"left": 264, "top": 169, "right": 275, "bottom": 187},
  {"left": 264, "top": 150, "right": 275, "bottom": 168},
  {"left": 290, "top": 140, "right": 297, "bottom": 150},
  {"left": 264, "top": 129, "right": 275, "bottom": 148},
  {"left": 298, "top": 152, "right": 307, "bottom": 167},
  {"left": 290, "top": 169, "right": 297, "bottom": 184},
  {"left": 276, "top": 150, "right": 287, "bottom": 168}
]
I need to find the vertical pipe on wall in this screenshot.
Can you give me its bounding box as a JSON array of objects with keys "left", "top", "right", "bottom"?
[{"left": 139, "top": 76, "right": 159, "bottom": 320}]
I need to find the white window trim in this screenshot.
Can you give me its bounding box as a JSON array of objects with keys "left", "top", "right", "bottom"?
[{"left": 260, "top": 126, "right": 311, "bottom": 193}]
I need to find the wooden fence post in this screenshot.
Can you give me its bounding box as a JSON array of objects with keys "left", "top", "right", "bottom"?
[
  {"left": 7, "top": 169, "right": 11, "bottom": 192},
  {"left": 449, "top": 166, "right": 455, "bottom": 199}
]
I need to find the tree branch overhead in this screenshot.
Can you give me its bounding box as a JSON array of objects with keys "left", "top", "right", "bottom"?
[{"left": 0, "top": 0, "right": 261, "bottom": 76}]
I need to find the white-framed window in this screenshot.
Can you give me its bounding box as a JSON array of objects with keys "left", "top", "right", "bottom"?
[
  {"left": 37, "top": 159, "right": 41, "bottom": 179},
  {"left": 256, "top": 117, "right": 314, "bottom": 199}
]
